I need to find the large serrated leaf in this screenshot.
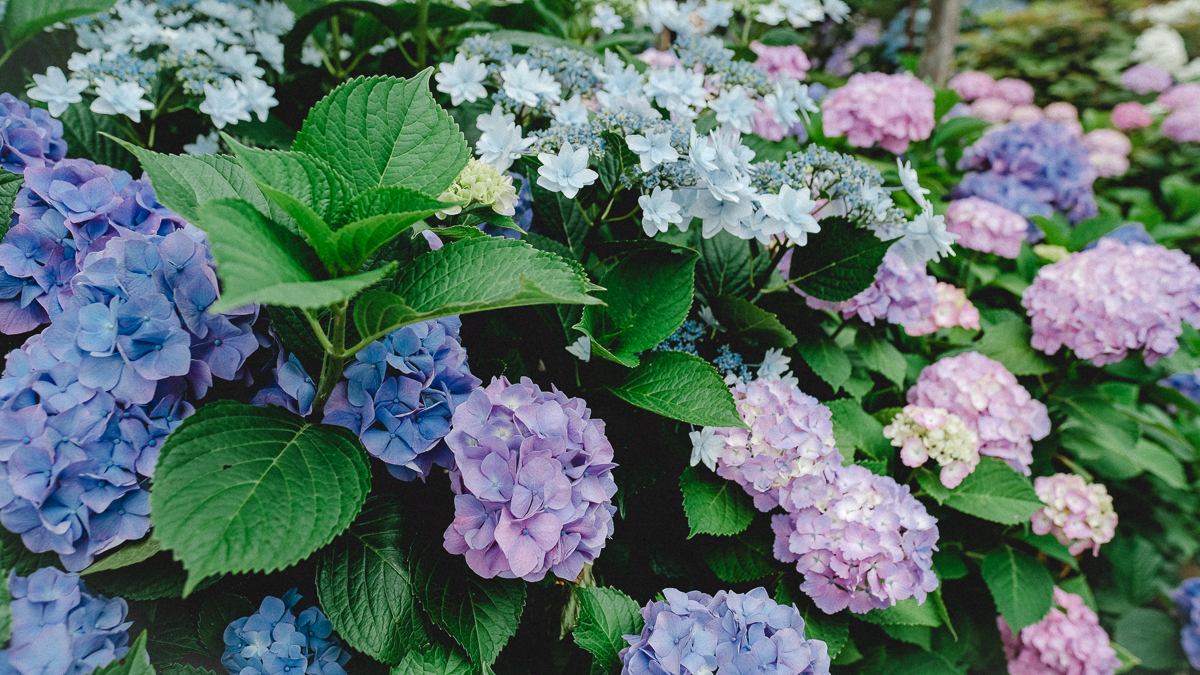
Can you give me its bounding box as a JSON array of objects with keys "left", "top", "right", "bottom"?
[
  {"left": 293, "top": 73, "right": 469, "bottom": 195},
  {"left": 855, "top": 330, "right": 907, "bottom": 387},
  {"left": 711, "top": 295, "right": 796, "bottom": 348},
  {"left": 857, "top": 597, "right": 941, "bottom": 627},
  {"left": 974, "top": 311, "right": 1053, "bottom": 376},
  {"left": 981, "top": 545, "right": 1055, "bottom": 633},
  {"left": 693, "top": 230, "right": 752, "bottom": 302},
  {"left": 796, "top": 333, "right": 851, "bottom": 391},
  {"left": 332, "top": 186, "right": 447, "bottom": 271},
  {"left": 703, "top": 535, "right": 777, "bottom": 582},
  {"left": 678, "top": 466, "right": 754, "bottom": 538},
  {"left": 2, "top": 0, "right": 115, "bottom": 46},
  {"left": 82, "top": 537, "right": 162, "bottom": 575},
  {"left": 317, "top": 495, "right": 429, "bottom": 665},
  {"left": 941, "top": 458, "right": 1043, "bottom": 525},
  {"left": 573, "top": 587, "right": 643, "bottom": 675},
  {"left": 607, "top": 351, "right": 744, "bottom": 427},
  {"left": 782, "top": 218, "right": 893, "bottom": 302},
  {"left": 391, "top": 646, "right": 474, "bottom": 675},
  {"left": 150, "top": 402, "right": 371, "bottom": 595}
]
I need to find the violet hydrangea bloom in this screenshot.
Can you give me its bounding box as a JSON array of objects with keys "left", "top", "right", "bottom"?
[
  {"left": 906, "top": 353, "right": 1050, "bottom": 475},
  {"left": 1031, "top": 473, "right": 1117, "bottom": 557},
  {"left": 0, "top": 227, "right": 259, "bottom": 570},
  {"left": 705, "top": 376, "right": 842, "bottom": 512},
  {"left": 944, "top": 197, "right": 1029, "bottom": 259},
  {"left": 772, "top": 464, "right": 940, "bottom": 614},
  {"left": 1172, "top": 578, "right": 1200, "bottom": 668},
  {"left": 4, "top": 566, "right": 131, "bottom": 675},
  {"left": 821, "top": 73, "right": 935, "bottom": 153},
  {"left": 785, "top": 251, "right": 938, "bottom": 328},
  {"left": 999, "top": 588, "right": 1120, "bottom": 675},
  {"left": 221, "top": 588, "right": 350, "bottom": 675},
  {"left": 618, "top": 587, "right": 831, "bottom": 675},
  {"left": 1022, "top": 239, "right": 1200, "bottom": 367},
  {"left": 1122, "top": 63, "right": 1173, "bottom": 94},
  {"left": 443, "top": 376, "right": 617, "bottom": 582},
  {"left": 0, "top": 93, "right": 66, "bottom": 175}
]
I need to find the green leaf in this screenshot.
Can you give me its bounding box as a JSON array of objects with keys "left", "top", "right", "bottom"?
[
  {"left": 858, "top": 597, "right": 941, "bottom": 627},
  {"left": 1114, "top": 608, "right": 1182, "bottom": 670},
  {"left": 92, "top": 631, "right": 154, "bottom": 675},
  {"left": 2, "top": 0, "right": 115, "bottom": 46},
  {"left": 914, "top": 467, "right": 952, "bottom": 505},
  {"left": 879, "top": 624, "right": 931, "bottom": 651},
  {"left": 150, "top": 401, "right": 371, "bottom": 595},
  {"left": 391, "top": 646, "right": 474, "bottom": 675},
  {"left": 577, "top": 244, "right": 699, "bottom": 367},
  {"left": 1030, "top": 214, "right": 1071, "bottom": 248},
  {"left": 198, "top": 198, "right": 394, "bottom": 312},
  {"left": 796, "top": 333, "right": 851, "bottom": 391},
  {"left": 283, "top": 1, "right": 417, "bottom": 62},
  {"left": 981, "top": 545, "right": 1055, "bottom": 633},
  {"left": 331, "top": 186, "right": 447, "bottom": 271},
  {"left": 573, "top": 587, "right": 644, "bottom": 675},
  {"left": 415, "top": 547, "right": 526, "bottom": 667},
  {"left": 875, "top": 650, "right": 965, "bottom": 675},
  {"left": 146, "top": 602, "right": 207, "bottom": 666},
  {"left": 160, "top": 666, "right": 221, "bottom": 675},
  {"left": 693, "top": 230, "right": 752, "bottom": 302},
  {"left": 84, "top": 552, "right": 214, "bottom": 601},
  {"left": 711, "top": 295, "right": 796, "bottom": 348},
  {"left": 974, "top": 312, "right": 1053, "bottom": 376},
  {"left": 0, "top": 171, "right": 23, "bottom": 240},
  {"left": 317, "top": 495, "right": 429, "bottom": 665},
  {"left": 607, "top": 351, "right": 744, "bottom": 427},
  {"left": 678, "top": 466, "right": 754, "bottom": 538},
  {"left": 1057, "top": 575, "right": 1097, "bottom": 613},
  {"left": 293, "top": 73, "right": 469, "bottom": 195},
  {"left": 942, "top": 458, "right": 1043, "bottom": 524},
  {"left": 828, "top": 399, "right": 891, "bottom": 461},
  {"left": 82, "top": 537, "right": 162, "bottom": 575},
  {"left": 781, "top": 218, "right": 893, "bottom": 302},
  {"left": 0, "top": 527, "right": 63, "bottom": 576},
  {"left": 57, "top": 103, "right": 140, "bottom": 174},
  {"left": 703, "top": 534, "right": 777, "bottom": 582},
  {"left": 930, "top": 116, "right": 991, "bottom": 148},
  {"left": 353, "top": 237, "right": 601, "bottom": 342},
  {"left": 1017, "top": 531, "right": 1078, "bottom": 570},
  {"left": 855, "top": 330, "right": 907, "bottom": 386},
  {"left": 0, "top": 565, "right": 9, "bottom": 644},
  {"left": 1132, "top": 437, "right": 1187, "bottom": 488},
  {"left": 198, "top": 593, "right": 254, "bottom": 655},
  {"left": 525, "top": 163, "right": 590, "bottom": 259}
]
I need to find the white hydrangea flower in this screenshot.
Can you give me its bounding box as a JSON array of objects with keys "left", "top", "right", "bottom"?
[
  {"left": 435, "top": 53, "right": 488, "bottom": 106},
  {"left": 1133, "top": 24, "right": 1189, "bottom": 73},
  {"left": 551, "top": 95, "right": 590, "bottom": 126},
  {"left": 566, "top": 335, "right": 592, "bottom": 362},
  {"left": 475, "top": 105, "right": 534, "bottom": 172},
  {"left": 625, "top": 130, "right": 679, "bottom": 171},
  {"left": 639, "top": 187, "right": 683, "bottom": 236},
  {"left": 183, "top": 131, "right": 220, "bottom": 155},
  {"left": 501, "top": 59, "right": 561, "bottom": 107},
  {"left": 689, "top": 190, "right": 755, "bottom": 238},
  {"left": 885, "top": 406, "right": 979, "bottom": 489},
  {"left": 237, "top": 78, "right": 276, "bottom": 122},
  {"left": 536, "top": 142, "right": 599, "bottom": 199},
  {"left": 709, "top": 86, "right": 757, "bottom": 134},
  {"left": 757, "top": 348, "right": 791, "bottom": 380},
  {"left": 28, "top": 67, "right": 87, "bottom": 117},
  {"left": 90, "top": 79, "right": 154, "bottom": 122},
  {"left": 199, "top": 80, "right": 251, "bottom": 128},
  {"left": 896, "top": 158, "right": 931, "bottom": 209},
  {"left": 889, "top": 207, "right": 957, "bottom": 265},
  {"left": 757, "top": 184, "right": 820, "bottom": 246},
  {"left": 645, "top": 67, "right": 707, "bottom": 116},
  {"left": 689, "top": 426, "right": 725, "bottom": 471},
  {"left": 591, "top": 4, "right": 625, "bottom": 33}
]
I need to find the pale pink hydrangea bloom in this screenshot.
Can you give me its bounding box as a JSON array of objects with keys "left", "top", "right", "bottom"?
[
  {"left": 999, "top": 588, "right": 1120, "bottom": 675},
  {"left": 1111, "top": 101, "right": 1153, "bottom": 130},
  {"left": 751, "top": 98, "right": 786, "bottom": 141},
  {"left": 907, "top": 352, "right": 1051, "bottom": 475},
  {"left": 1043, "top": 102, "right": 1078, "bottom": 122},
  {"left": 969, "top": 97, "right": 1013, "bottom": 123},
  {"left": 905, "top": 282, "right": 982, "bottom": 336},
  {"left": 750, "top": 41, "right": 810, "bottom": 80},
  {"left": 1022, "top": 239, "right": 1200, "bottom": 366},
  {"left": 1163, "top": 108, "right": 1200, "bottom": 142},
  {"left": 884, "top": 405, "right": 980, "bottom": 488},
  {"left": 1031, "top": 473, "right": 1117, "bottom": 556},
  {"left": 948, "top": 71, "right": 997, "bottom": 102},
  {"left": 710, "top": 376, "right": 843, "bottom": 512},
  {"left": 1083, "top": 129, "right": 1131, "bottom": 177},
  {"left": 995, "top": 78, "right": 1035, "bottom": 106},
  {"left": 1159, "top": 83, "right": 1200, "bottom": 111},
  {"left": 637, "top": 48, "right": 680, "bottom": 68},
  {"left": 821, "top": 72, "right": 935, "bottom": 153},
  {"left": 944, "top": 196, "right": 1029, "bottom": 258},
  {"left": 1122, "top": 63, "right": 1173, "bottom": 94},
  {"left": 1010, "top": 105, "right": 1044, "bottom": 124},
  {"left": 789, "top": 251, "right": 938, "bottom": 328}
]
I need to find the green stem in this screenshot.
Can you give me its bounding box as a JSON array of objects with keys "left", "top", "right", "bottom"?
[
  {"left": 331, "top": 16, "right": 345, "bottom": 75},
  {"left": 314, "top": 301, "right": 349, "bottom": 411},
  {"left": 416, "top": 0, "right": 430, "bottom": 67}
]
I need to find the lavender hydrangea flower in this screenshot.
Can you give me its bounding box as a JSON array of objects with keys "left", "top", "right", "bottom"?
[
  {"left": 4, "top": 566, "right": 131, "bottom": 675},
  {"left": 222, "top": 589, "right": 349, "bottom": 675},
  {"left": 999, "top": 588, "right": 1119, "bottom": 675},
  {"left": 0, "top": 227, "right": 259, "bottom": 570},
  {"left": 772, "top": 464, "right": 940, "bottom": 614},
  {"left": 1031, "top": 474, "right": 1117, "bottom": 557},
  {"left": 943, "top": 197, "right": 1029, "bottom": 259},
  {"left": 821, "top": 73, "right": 934, "bottom": 153},
  {"left": 1023, "top": 239, "right": 1200, "bottom": 367},
  {"left": 783, "top": 251, "right": 938, "bottom": 328},
  {"left": 619, "top": 587, "right": 831, "bottom": 675},
  {"left": 443, "top": 376, "right": 617, "bottom": 582},
  {"left": 1173, "top": 578, "right": 1200, "bottom": 668},
  {"left": 0, "top": 93, "right": 66, "bottom": 175}
]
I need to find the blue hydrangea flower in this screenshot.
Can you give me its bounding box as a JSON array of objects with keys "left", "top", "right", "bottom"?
[
  {"left": 3, "top": 566, "right": 131, "bottom": 675},
  {"left": 1174, "top": 578, "right": 1200, "bottom": 668},
  {"left": 221, "top": 589, "right": 349, "bottom": 675},
  {"left": 0, "top": 93, "right": 66, "bottom": 175}
]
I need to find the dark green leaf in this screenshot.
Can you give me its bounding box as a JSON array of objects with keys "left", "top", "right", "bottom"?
[
  {"left": 2, "top": 0, "right": 115, "bottom": 46},
  {"left": 607, "top": 351, "right": 744, "bottom": 427},
  {"left": 415, "top": 547, "right": 525, "bottom": 667},
  {"left": 0, "top": 171, "right": 23, "bottom": 240},
  {"left": 198, "top": 592, "right": 254, "bottom": 655},
  {"left": 796, "top": 333, "right": 851, "bottom": 391},
  {"left": 678, "top": 466, "right": 753, "bottom": 538},
  {"left": 828, "top": 398, "right": 891, "bottom": 460},
  {"left": 942, "top": 458, "right": 1043, "bottom": 524},
  {"left": 930, "top": 116, "right": 990, "bottom": 148},
  {"left": 781, "top": 218, "right": 892, "bottom": 301},
  {"left": 391, "top": 645, "right": 474, "bottom": 675},
  {"left": 693, "top": 230, "right": 752, "bottom": 302},
  {"left": 974, "top": 312, "right": 1053, "bottom": 376},
  {"left": 875, "top": 650, "right": 964, "bottom": 675},
  {"left": 1114, "top": 608, "right": 1182, "bottom": 670},
  {"left": 858, "top": 597, "right": 941, "bottom": 627},
  {"left": 332, "top": 186, "right": 447, "bottom": 270},
  {"left": 711, "top": 295, "right": 796, "bottom": 348},
  {"left": 82, "top": 537, "right": 162, "bottom": 575},
  {"left": 981, "top": 545, "right": 1055, "bottom": 632},
  {"left": 146, "top": 601, "right": 207, "bottom": 666},
  {"left": 1017, "top": 531, "right": 1078, "bottom": 570},
  {"left": 855, "top": 330, "right": 907, "bottom": 386},
  {"left": 84, "top": 552, "right": 214, "bottom": 601},
  {"left": 57, "top": 103, "right": 139, "bottom": 174},
  {"left": 573, "top": 587, "right": 643, "bottom": 675},
  {"left": 703, "top": 535, "right": 777, "bottom": 583}
]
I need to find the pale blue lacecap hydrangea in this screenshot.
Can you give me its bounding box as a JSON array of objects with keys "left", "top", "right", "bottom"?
[
  {"left": 673, "top": 36, "right": 774, "bottom": 96},
  {"left": 222, "top": 588, "right": 349, "bottom": 675},
  {"left": 618, "top": 587, "right": 831, "bottom": 675},
  {"left": 1, "top": 566, "right": 131, "bottom": 675},
  {"left": 0, "top": 93, "right": 66, "bottom": 175},
  {"left": 749, "top": 145, "right": 908, "bottom": 228},
  {"left": 0, "top": 227, "right": 260, "bottom": 571},
  {"left": 444, "top": 376, "right": 617, "bottom": 582}
]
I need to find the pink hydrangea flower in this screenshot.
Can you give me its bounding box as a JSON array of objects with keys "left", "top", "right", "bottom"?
[
  {"left": 1162, "top": 108, "right": 1200, "bottom": 142},
  {"left": 1111, "top": 102, "right": 1153, "bottom": 130},
  {"left": 1043, "top": 102, "right": 1078, "bottom": 122},
  {"left": 750, "top": 41, "right": 810, "bottom": 80},
  {"left": 1031, "top": 473, "right": 1117, "bottom": 556},
  {"left": 907, "top": 352, "right": 1051, "bottom": 474},
  {"left": 948, "top": 71, "right": 997, "bottom": 102},
  {"left": 1122, "top": 63, "right": 1173, "bottom": 94},
  {"left": 709, "top": 376, "right": 843, "bottom": 512},
  {"left": 995, "top": 78, "right": 1035, "bottom": 106},
  {"left": 905, "top": 282, "right": 982, "bottom": 336},
  {"left": 772, "top": 465, "right": 940, "bottom": 614},
  {"left": 1010, "top": 105, "right": 1044, "bottom": 124},
  {"left": 1022, "top": 239, "right": 1200, "bottom": 366},
  {"left": 884, "top": 405, "right": 980, "bottom": 488},
  {"left": 637, "top": 48, "right": 679, "bottom": 68},
  {"left": 1083, "top": 129, "right": 1132, "bottom": 178},
  {"left": 1159, "top": 83, "right": 1200, "bottom": 111},
  {"left": 751, "top": 98, "right": 787, "bottom": 141},
  {"left": 999, "top": 588, "right": 1120, "bottom": 675},
  {"left": 944, "top": 196, "right": 1029, "bottom": 258},
  {"left": 787, "top": 251, "right": 938, "bottom": 327},
  {"left": 969, "top": 97, "right": 1014, "bottom": 123},
  {"left": 821, "top": 72, "right": 935, "bottom": 153}
]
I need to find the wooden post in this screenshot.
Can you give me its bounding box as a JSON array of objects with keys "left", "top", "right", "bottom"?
[{"left": 919, "top": 0, "right": 963, "bottom": 86}]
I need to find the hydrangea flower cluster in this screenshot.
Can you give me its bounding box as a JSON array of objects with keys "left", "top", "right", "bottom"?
[
  {"left": 1111, "top": 102, "right": 1153, "bottom": 131},
  {"left": 884, "top": 405, "right": 979, "bottom": 488},
  {"left": 1021, "top": 239, "right": 1200, "bottom": 366},
  {"left": 906, "top": 352, "right": 1051, "bottom": 475},
  {"left": 618, "top": 587, "right": 831, "bottom": 675},
  {"left": 820, "top": 72, "right": 935, "bottom": 153},
  {"left": 1158, "top": 84, "right": 1200, "bottom": 142},
  {"left": 1030, "top": 473, "right": 1117, "bottom": 557},
  {"left": 954, "top": 120, "right": 1098, "bottom": 223},
  {"left": 771, "top": 464, "right": 940, "bottom": 614},
  {"left": 904, "top": 282, "right": 981, "bottom": 337},
  {"left": 1, "top": 566, "right": 131, "bottom": 675},
  {"left": 0, "top": 227, "right": 260, "bottom": 570},
  {"left": 443, "top": 376, "right": 617, "bottom": 582},
  {"left": 1121, "top": 63, "right": 1174, "bottom": 94},
  {"left": 436, "top": 158, "right": 518, "bottom": 219},
  {"left": 998, "top": 588, "right": 1120, "bottom": 675},
  {"left": 28, "top": 0, "right": 292, "bottom": 129},
  {"left": 1172, "top": 577, "right": 1200, "bottom": 669},
  {"left": 749, "top": 41, "right": 810, "bottom": 81},
  {"left": 631, "top": 0, "right": 848, "bottom": 36},
  {"left": 1, "top": 156, "right": 188, "bottom": 334},
  {"left": 786, "top": 251, "right": 938, "bottom": 328},
  {"left": 699, "top": 375, "right": 843, "bottom": 512},
  {"left": 1083, "top": 129, "right": 1131, "bottom": 178},
  {"left": 222, "top": 589, "right": 349, "bottom": 675},
  {"left": 0, "top": 94, "right": 66, "bottom": 175},
  {"left": 944, "top": 197, "right": 1029, "bottom": 259}
]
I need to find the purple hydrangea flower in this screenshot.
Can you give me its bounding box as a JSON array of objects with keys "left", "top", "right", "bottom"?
[
  {"left": 782, "top": 251, "right": 938, "bottom": 328},
  {"left": 443, "top": 376, "right": 617, "bottom": 582},
  {"left": 4, "top": 566, "right": 131, "bottom": 675},
  {"left": 1031, "top": 473, "right": 1117, "bottom": 557},
  {"left": 772, "top": 465, "right": 940, "bottom": 614},
  {"left": 0, "top": 93, "right": 66, "bottom": 175},
  {"left": 221, "top": 589, "right": 349, "bottom": 675},
  {"left": 619, "top": 587, "right": 831, "bottom": 675},
  {"left": 821, "top": 73, "right": 935, "bottom": 154},
  {"left": 999, "top": 587, "right": 1119, "bottom": 675},
  {"left": 1174, "top": 578, "right": 1200, "bottom": 668}
]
